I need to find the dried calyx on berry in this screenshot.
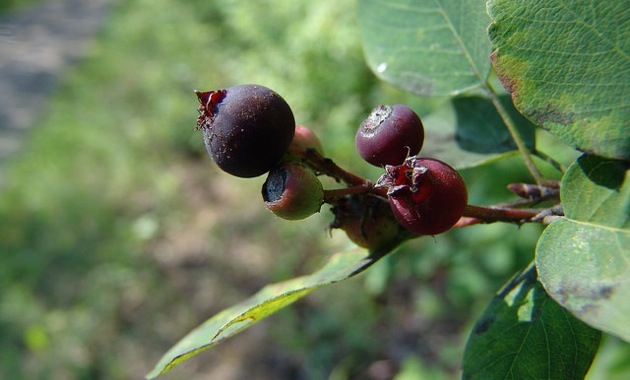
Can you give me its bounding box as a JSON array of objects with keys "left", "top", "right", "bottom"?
[
  {"left": 330, "top": 194, "right": 410, "bottom": 252},
  {"left": 355, "top": 104, "right": 424, "bottom": 167},
  {"left": 196, "top": 84, "right": 295, "bottom": 178},
  {"left": 262, "top": 162, "right": 324, "bottom": 220},
  {"left": 377, "top": 157, "right": 468, "bottom": 236}
]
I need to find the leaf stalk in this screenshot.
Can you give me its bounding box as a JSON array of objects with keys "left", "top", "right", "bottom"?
[{"left": 484, "top": 86, "right": 546, "bottom": 185}]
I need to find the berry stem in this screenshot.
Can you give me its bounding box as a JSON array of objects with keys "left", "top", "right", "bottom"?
[
  {"left": 323, "top": 186, "right": 369, "bottom": 203},
  {"left": 323, "top": 184, "right": 388, "bottom": 203},
  {"left": 460, "top": 204, "right": 553, "bottom": 224},
  {"left": 293, "top": 148, "right": 368, "bottom": 186}
]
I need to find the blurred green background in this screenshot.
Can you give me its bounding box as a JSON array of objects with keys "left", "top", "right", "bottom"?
[{"left": 1, "top": 0, "right": 628, "bottom": 379}]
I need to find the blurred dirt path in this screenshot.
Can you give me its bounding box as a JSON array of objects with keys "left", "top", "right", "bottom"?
[{"left": 0, "top": 0, "right": 116, "bottom": 186}]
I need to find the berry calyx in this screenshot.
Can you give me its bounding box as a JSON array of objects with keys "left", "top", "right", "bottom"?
[
  {"left": 377, "top": 157, "right": 467, "bottom": 235},
  {"left": 355, "top": 104, "right": 424, "bottom": 167},
  {"left": 262, "top": 162, "right": 324, "bottom": 220},
  {"left": 196, "top": 84, "right": 295, "bottom": 178}
]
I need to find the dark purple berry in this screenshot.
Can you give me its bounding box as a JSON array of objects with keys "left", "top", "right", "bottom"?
[
  {"left": 377, "top": 157, "right": 467, "bottom": 235},
  {"left": 262, "top": 163, "right": 324, "bottom": 220},
  {"left": 356, "top": 104, "right": 424, "bottom": 167},
  {"left": 196, "top": 84, "right": 295, "bottom": 178}
]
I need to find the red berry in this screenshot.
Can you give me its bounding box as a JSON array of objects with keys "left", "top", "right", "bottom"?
[
  {"left": 377, "top": 157, "right": 467, "bottom": 235},
  {"left": 262, "top": 163, "right": 324, "bottom": 220},
  {"left": 355, "top": 104, "right": 424, "bottom": 167},
  {"left": 288, "top": 125, "right": 324, "bottom": 155},
  {"left": 196, "top": 84, "right": 295, "bottom": 178}
]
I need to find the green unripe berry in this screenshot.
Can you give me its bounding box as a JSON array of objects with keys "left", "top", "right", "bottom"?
[{"left": 262, "top": 163, "right": 324, "bottom": 220}]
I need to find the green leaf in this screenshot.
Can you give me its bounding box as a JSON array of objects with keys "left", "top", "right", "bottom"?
[
  {"left": 452, "top": 95, "right": 535, "bottom": 153},
  {"left": 537, "top": 219, "right": 630, "bottom": 342},
  {"left": 146, "top": 248, "right": 382, "bottom": 378},
  {"left": 536, "top": 155, "right": 630, "bottom": 342},
  {"left": 418, "top": 95, "right": 534, "bottom": 169},
  {"left": 561, "top": 155, "right": 630, "bottom": 228},
  {"left": 463, "top": 264, "right": 602, "bottom": 379},
  {"left": 357, "top": 0, "right": 491, "bottom": 96},
  {"left": 488, "top": 1, "right": 630, "bottom": 160}
]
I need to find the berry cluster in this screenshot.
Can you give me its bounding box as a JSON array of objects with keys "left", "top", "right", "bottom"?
[
  {"left": 357, "top": 104, "right": 466, "bottom": 235},
  {"left": 195, "top": 84, "right": 468, "bottom": 247}
]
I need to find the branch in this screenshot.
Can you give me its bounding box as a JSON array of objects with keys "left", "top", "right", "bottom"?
[
  {"left": 457, "top": 203, "right": 563, "bottom": 227},
  {"left": 289, "top": 145, "right": 562, "bottom": 228}
]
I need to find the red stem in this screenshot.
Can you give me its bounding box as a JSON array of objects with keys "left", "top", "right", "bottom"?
[
  {"left": 323, "top": 185, "right": 368, "bottom": 203},
  {"left": 291, "top": 148, "right": 367, "bottom": 186},
  {"left": 461, "top": 204, "right": 541, "bottom": 223},
  {"left": 323, "top": 184, "right": 388, "bottom": 203}
]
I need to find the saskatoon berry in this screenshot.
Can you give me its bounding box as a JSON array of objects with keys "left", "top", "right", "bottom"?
[
  {"left": 356, "top": 104, "right": 424, "bottom": 167},
  {"left": 262, "top": 162, "right": 324, "bottom": 220},
  {"left": 196, "top": 84, "right": 295, "bottom": 178},
  {"left": 377, "top": 157, "right": 467, "bottom": 235},
  {"left": 330, "top": 194, "right": 409, "bottom": 251},
  {"left": 289, "top": 124, "right": 324, "bottom": 155}
]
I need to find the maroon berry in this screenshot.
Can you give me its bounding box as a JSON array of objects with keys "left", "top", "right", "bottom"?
[
  {"left": 377, "top": 157, "right": 467, "bottom": 235},
  {"left": 356, "top": 104, "right": 424, "bottom": 167},
  {"left": 262, "top": 163, "right": 324, "bottom": 220},
  {"left": 330, "top": 195, "right": 409, "bottom": 251},
  {"left": 196, "top": 84, "right": 295, "bottom": 178}
]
